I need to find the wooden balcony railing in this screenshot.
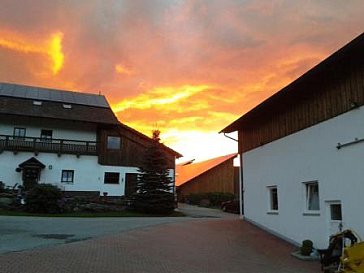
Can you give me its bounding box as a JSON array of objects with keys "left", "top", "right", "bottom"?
[{"left": 0, "top": 135, "right": 98, "bottom": 156}]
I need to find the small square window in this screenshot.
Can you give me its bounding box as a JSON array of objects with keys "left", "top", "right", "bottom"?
[
  {"left": 13, "top": 127, "right": 26, "bottom": 138},
  {"left": 107, "top": 136, "right": 121, "bottom": 150},
  {"left": 61, "top": 170, "right": 74, "bottom": 183},
  {"left": 305, "top": 182, "right": 320, "bottom": 211},
  {"left": 268, "top": 186, "right": 278, "bottom": 211},
  {"left": 104, "top": 172, "right": 120, "bottom": 184},
  {"left": 63, "top": 104, "right": 72, "bottom": 109},
  {"left": 40, "top": 129, "right": 53, "bottom": 142},
  {"left": 330, "top": 204, "right": 342, "bottom": 221}
]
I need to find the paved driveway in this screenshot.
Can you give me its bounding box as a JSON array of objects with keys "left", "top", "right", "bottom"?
[{"left": 0, "top": 205, "right": 319, "bottom": 273}]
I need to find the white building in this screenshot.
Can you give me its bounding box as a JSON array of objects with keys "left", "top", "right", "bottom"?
[
  {"left": 221, "top": 33, "right": 364, "bottom": 248},
  {"left": 0, "top": 82, "right": 180, "bottom": 197}
]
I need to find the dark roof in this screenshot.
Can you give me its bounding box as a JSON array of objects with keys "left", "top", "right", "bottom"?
[
  {"left": 221, "top": 32, "right": 364, "bottom": 133},
  {"left": 0, "top": 83, "right": 119, "bottom": 125},
  {"left": 19, "top": 157, "right": 46, "bottom": 168},
  {"left": 0, "top": 82, "right": 109, "bottom": 108}
]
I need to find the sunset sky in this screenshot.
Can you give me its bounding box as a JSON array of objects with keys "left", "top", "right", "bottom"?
[{"left": 0, "top": 1, "right": 363, "bottom": 162}]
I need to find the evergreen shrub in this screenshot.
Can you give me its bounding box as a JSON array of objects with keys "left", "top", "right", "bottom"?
[
  {"left": 25, "top": 184, "right": 63, "bottom": 213},
  {"left": 300, "top": 239, "right": 313, "bottom": 256}
]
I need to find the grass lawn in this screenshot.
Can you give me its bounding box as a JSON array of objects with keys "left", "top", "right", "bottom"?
[{"left": 0, "top": 209, "right": 185, "bottom": 218}]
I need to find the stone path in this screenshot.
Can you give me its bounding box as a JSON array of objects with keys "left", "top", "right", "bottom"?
[{"left": 0, "top": 205, "right": 319, "bottom": 272}]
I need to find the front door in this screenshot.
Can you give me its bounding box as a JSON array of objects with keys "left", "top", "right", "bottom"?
[
  {"left": 22, "top": 167, "right": 41, "bottom": 190},
  {"left": 326, "top": 201, "right": 343, "bottom": 237},
  {"left": 125, "top": 173, "right": 138, "bottom": 197}
]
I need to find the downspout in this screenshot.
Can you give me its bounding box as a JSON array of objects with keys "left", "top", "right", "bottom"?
[{"left": 222, "top": 133, "right": 243, "bottom": 219}]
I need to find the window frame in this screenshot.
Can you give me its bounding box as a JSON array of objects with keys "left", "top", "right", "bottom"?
[
  {"left": 13, "top": 127, "right": 26, "bottom": 139},
  {"left": 267, "top": 185, "right": 279, "bottom": 213},
  {"left": 61, "top": 170, "right": 74, "bottom": 183},
  {"left": 106, "top": 136, "right": 121, "bottom": 150},
  {"left": 40, "top": 129, "right": 53, "bottom": 142},
  {"left": 104, "top": 172, "right": 120, "bottom": 184},
  {"left": 330, "top": 203, "right": 342, "bottom": 221},
  {"left": 303, "top": 181, "right": 320, "bottom": 215}
]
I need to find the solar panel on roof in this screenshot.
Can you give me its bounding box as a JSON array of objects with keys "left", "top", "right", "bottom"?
[
  {"left": 25, "top": 86, "right": 36, "bottom": 98},
  {"left": 1, "top": 83, "right": 14, "bottom": 96},
  {"left": 0, "top": 82, "right": 110, "bottom": 108}
]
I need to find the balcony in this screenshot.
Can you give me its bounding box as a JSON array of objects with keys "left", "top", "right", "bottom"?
[{"left": 0, "top": 135, "right": 98, "bottom": 156}]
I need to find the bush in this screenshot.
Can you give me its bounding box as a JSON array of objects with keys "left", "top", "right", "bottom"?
[
  {"left": 207, "top": 192, "right": 235, "bottom": 206},
  {"left": 131, "top": 191, "right": 175, "bottom": 214},
  {"left": 185, "top": 192, "right": 235, "bottom": 207},
  {"left": 186, "top": 193, "right": 206, "bottom": 205},
  {"left": 25, "top": 184, "right": 63, "bottom": 213},
  {"left": 300, "top": 239, "right": 313, "bottom": 256},
  {"left": 0, "top": 182, "right": 5, "bottom": 193}
]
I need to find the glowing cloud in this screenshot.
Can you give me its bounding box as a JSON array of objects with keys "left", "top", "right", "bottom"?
[
  {"left": 48, "top": 32, "right": 64, "bottom": 74},
  {"left": 115, "top": 64, "right": 134, "bottom": 75},
  {"left": 112, "top": 84, "right": 211, "bottom": 112},
  {"left": 0, "top": 30, "right": 64, "bottom": 75}
]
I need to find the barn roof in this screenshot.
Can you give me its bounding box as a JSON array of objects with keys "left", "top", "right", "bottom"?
[{"left": 176, "top": 153, "right": 237, "bottom": 186}]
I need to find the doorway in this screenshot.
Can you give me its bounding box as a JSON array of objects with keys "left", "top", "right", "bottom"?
[
  {"left": 124, "top": 173, "right": 138, "bottom": 197},
  {"left": 18, "top": 157, "right": 45, "bottom": 190}
]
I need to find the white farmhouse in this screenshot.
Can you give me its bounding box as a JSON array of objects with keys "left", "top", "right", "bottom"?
[
  {"left": 221, "top": 33, "right": 364, "bottom": 248},
  {"left": 0, "top": 82, "right": 181, "bottom": 197}
]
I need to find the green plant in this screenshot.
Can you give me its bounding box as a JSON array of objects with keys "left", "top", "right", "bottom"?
[
  {"left": 207, "top": 192, "right": 235, "bottom": 206},
  {"left": 300, "top": 239, "right": 313, "bottom": 256},
  {"left": 131, "top": 130, "right": 175, "bottom": 214},
  {"left": 0, "top": 182, "right": 5, "bottom": 193},
  {"left": 186, "top": 193, "right": 207, "bottom": 205},
  {"left": 25, "top": 184, "right": 63, "bottom": 213},
  {"left": 186, "top": 192, "right": 235, "bottom": 207}
]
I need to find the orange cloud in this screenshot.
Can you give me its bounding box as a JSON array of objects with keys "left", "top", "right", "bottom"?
[
  {"left": 0, "top": 30, "right": 64, "bottom": 75},
  {"left": 112, "top": 84, "right": 210, "bottom": 112},
  {"left": 115, "top": 64, "right": 134, "bottom": 75},
  {"left": 0, "top": 1, "right": 363, "bottom": 162}
]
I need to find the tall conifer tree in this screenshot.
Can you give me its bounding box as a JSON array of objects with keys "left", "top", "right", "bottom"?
[{"left": 132, "top": 130, "right": 175, "bottom": 214}]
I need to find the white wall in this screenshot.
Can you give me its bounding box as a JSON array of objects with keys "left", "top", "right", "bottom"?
[
  {"left": 0, "top": 120, "right": 96, "bottom": 141},
  {"left": 243, "top": 106, "right": 364, "bottom": 248},
  {"left": 0, "top": 151, "right": 140, "bottom": 196}
]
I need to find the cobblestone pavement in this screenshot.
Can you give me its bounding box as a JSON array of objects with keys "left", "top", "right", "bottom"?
[{"left": 0, "top": 216, "right": 319, "bottom": 273}]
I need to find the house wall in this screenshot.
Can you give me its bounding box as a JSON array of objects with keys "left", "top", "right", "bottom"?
[
  {"left": 0, "top": 151, "right": 140, "bottom": 196},
  {"left": 0, "top": 114, "right": 177, "bottom": 196},
  {"left": 98, "top": 126, "right": 176, "bottom": 169},
  {"left": 0, "top": 119, "right": 96, "bottom": 141},
  {"left": 179, "top": 158, "right": 235, "bottom": 197},
  {"left": 243, "top": 105, "right": 364, "bottom": 248}
]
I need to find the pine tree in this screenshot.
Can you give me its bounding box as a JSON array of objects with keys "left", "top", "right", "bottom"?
[{"left": 131, "top": 130, "right": 175, "bottom": 214}]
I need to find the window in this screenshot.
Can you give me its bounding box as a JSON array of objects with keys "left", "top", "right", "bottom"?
[
  {"left": 104, "top": 172, "right": 120, "bottom": 184},
  {"left": 40, "top": 129, "right": 53, "bottom": 141},
  {"left": 268, "top": 186, "right": 278, "bottom": 211},
  {"left": 13, "top": 127, "right": 26, "bottom": 138},
  {"left": 63, "top": 104, "right": 72, "bottom": 109},
  {"left": 61, "top": 170, "right": 74, "bottom": 183},
  {"left": 305, "top": 182, "right": 320, "bottom": 211},
  {"left": 107, "top": 136, "right": 121, "bottom": 149},
  {"left": 330, "top": 204, "right": 342, "bottom": 220}
]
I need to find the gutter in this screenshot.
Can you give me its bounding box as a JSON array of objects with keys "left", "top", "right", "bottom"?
[{"left": 221, "top": 132, "right": 243, "bottom": 219}]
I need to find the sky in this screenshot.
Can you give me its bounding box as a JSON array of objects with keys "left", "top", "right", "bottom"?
[{"left": 0, "top": 0, "right": 363, "bottom": 162}]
